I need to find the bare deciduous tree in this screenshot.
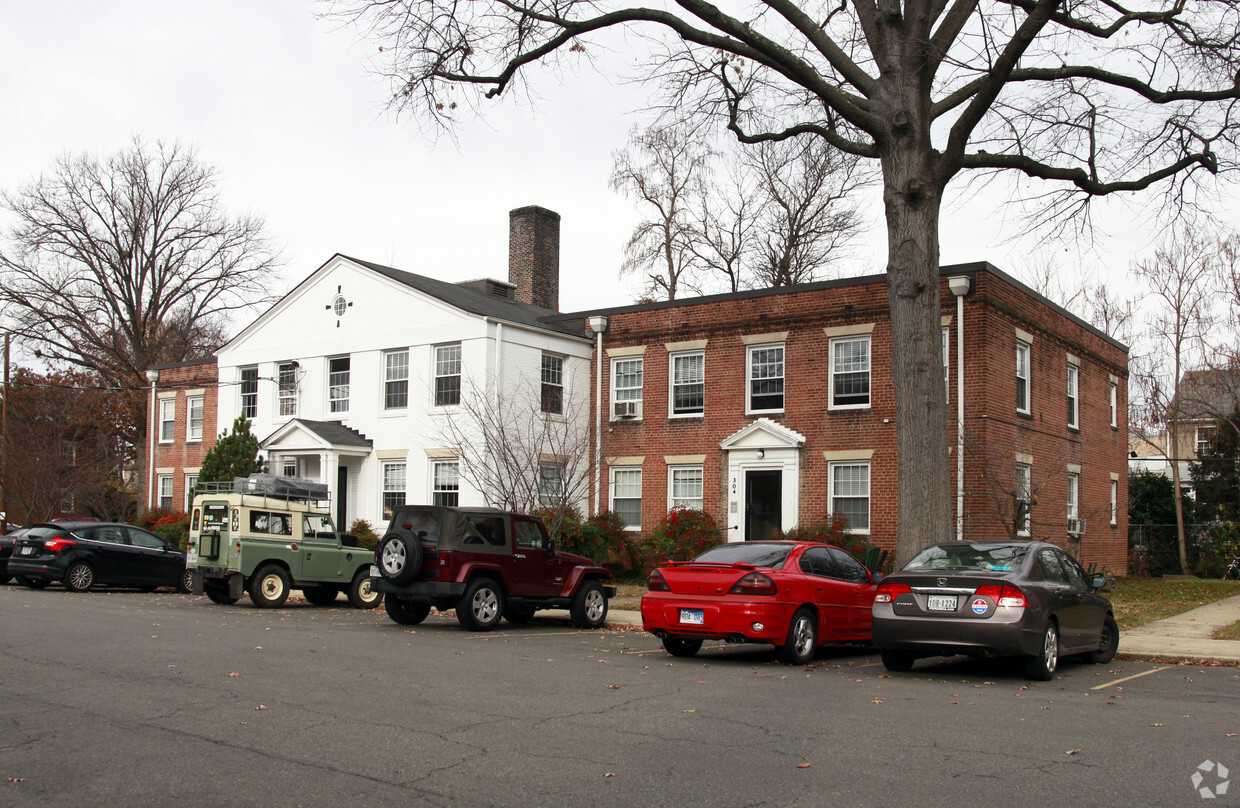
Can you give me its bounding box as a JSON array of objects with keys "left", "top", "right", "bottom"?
[
  {"left": 0, "top": 136, "right": 282, "bottom": 500},
  {"left": 435, "top": 374, "right": 592, "bottom": 538},
  {"left": 335, "top": 0, "right": 1240, "bottom": 562}
]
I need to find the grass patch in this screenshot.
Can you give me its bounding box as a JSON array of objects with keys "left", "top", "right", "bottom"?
[
  {"left": 1109, "top": 578, "right": 1240, "bottom": 630},
  {"left": 1213, "top": 621, "right": 1240, "bottom": 641}
]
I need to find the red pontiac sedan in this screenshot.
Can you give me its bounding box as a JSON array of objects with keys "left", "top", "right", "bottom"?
[{"left": 641, "top": 541, "right": 882, "bottom": 664}]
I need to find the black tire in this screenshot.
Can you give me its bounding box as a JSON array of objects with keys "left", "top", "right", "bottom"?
[
  {"left": 248, "top": 564, "right": 291, "bottom": 609},
  {"left": 179, "top": 569, "right": 194, "bottom": 594},
  {"left": 64, "top": 561, "right": 95, "bottom": 593},
  {"left": 19, "top": 575, "right": 50, "bottom": 590},
  {"left": 569, "top": 580, "right": 609, "bottom": 629},
  {"left": 1023, "top": 622, "right": 1060, "bottom": 681},
  {"left": 880, "top": 650, "right": 916, "bottom": 672},
  {"left": 204, "top": 583, "right": 239, "bottom": 605},
  {"left": 303, "top": 586, "right": 339, "bottom": 606},
  {"left": 505, "top": 606, "right": 536, "bottom": 624},
  {"left": 1088, "top": 615, "right": 1120, "bottom": 664},
  {"left": 385, "top": 597, "right": 432, "bottom": 625},
  {"left": 777, "top": 608, "right": 818, "bottom": 665},
  {"left": 377, "top": 529, "right": 423, "bottom": 584},
  {"left": 347, "top": 568, "right": 383, "bottom": 609},
  {"left": 663, "top": 637, "right": 703, "bottom": 658},
  {"left": 456, "top": 577, "right": 504, "bottom": 631}
]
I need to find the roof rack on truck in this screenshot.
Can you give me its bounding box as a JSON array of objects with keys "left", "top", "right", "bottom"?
[{"left": 193, "top": 474, "right": 330, "bottom": 508}]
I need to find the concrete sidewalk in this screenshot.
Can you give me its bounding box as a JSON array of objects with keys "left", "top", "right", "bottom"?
[
  {"left": 604, "top": 595, "right": 1240, "bottom": 665},
  {"left": 1116, "top": 594, "right": 1240, "bottom": 664}
]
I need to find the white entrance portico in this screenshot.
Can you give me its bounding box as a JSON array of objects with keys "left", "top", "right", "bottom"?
[
  {"left": 719, "top": 418, "right": 806, "bottom": 543},
  {"left": 261, "top": 419, "right": 373, "bottom": 530}
]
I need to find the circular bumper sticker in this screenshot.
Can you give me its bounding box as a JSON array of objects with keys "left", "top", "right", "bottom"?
[{"left": 971, "top": 598, "right": 989, "bottom": 614}]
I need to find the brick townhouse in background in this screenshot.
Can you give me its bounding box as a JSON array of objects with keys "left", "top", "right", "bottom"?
[
  {"left": 549, "top": 261, "right": 1129, "bottom": 573},
  {"left": 146, "top": 357, "right": 219, "bottom": 513}
]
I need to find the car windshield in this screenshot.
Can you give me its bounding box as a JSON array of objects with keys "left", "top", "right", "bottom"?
[
  {"left": 904, "top": 543, "right": 1029, "bottom": 573},
  {"left": 693, "top": 543, "right": 792, "bottom": 569}
]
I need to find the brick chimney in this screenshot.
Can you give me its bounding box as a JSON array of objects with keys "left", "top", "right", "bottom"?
[{"left": 508, "top": 206, "right": 560, "bottom": 311}]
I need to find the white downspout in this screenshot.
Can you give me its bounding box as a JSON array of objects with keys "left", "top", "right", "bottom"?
[
  {"left": 145, "top": 369, "right": 160, "bottom": 512},
  {"left": 586, "top": 316, "right": 609, "bottom": 516},
  {"left": 948, "top": 276, "right": 971, "bottom": 542}
]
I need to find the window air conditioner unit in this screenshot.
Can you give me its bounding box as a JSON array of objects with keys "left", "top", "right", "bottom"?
[
  {"left": 1067, "top": 518, "right": 1086, "bottom": 535},
  {"left": 614, "top": 401, "right": 641, "bottom": 419}
]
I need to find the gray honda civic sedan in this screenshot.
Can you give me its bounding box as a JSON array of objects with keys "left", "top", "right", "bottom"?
[{"left": 871, "top": 541, "right": 1118, "bottom": 680}]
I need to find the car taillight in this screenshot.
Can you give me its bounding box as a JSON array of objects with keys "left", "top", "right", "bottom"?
[
  {"left": 438, "top": 550, "right": 452, "bottom": 568},
  {"left": 647, "top": 569, "right": 670, "bottom": 592},
  {"left": 975, "top": 584, "right": 1027, "bottom": 608},
  {"left": 874, "top": 582, "right": 911, "bottom": 603},
  {"left": 43, "top": 538, "right": 76, "bottom": 553},
  {"left": 728, "top": 572, "right": 777, "bottom": 596}
]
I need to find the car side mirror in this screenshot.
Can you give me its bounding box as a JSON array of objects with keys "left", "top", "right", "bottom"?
[
  {"left": 543, "top": 537, "right": 556, "bottom": 555},
  {"left": 1090, "top": 574, "right": 1108, "bottom": 590},
  {"left": 871, "top": 571, "right": 884, "bottom": 584}
]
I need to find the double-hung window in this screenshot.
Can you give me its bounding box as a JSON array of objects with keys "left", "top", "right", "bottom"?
[
  {"left": 159, "top": 398, "right": 175, "bottom": 443},
  {"left": 942, "top": 327, "right": 950, "bottom": 399},
  {"left": 541, "top": 354, "right": 564, "bottom": 415},
  {"left": 610, "top": 467, "right": 643, "bottom": 530},
  {"left": 432, "top": 460, "right": 459, "bottom": 506},
  {"left": 1066, "top": 361, "right": 1079, "bottom": 429},
  {"left": 434, "top": 344, "right": 462, "bottom": 407},
  {"left": 240, "top": 366, "right": 258, "bottom": 419},
  {"left": 328, "top": 356, "right": 350, "bottom": 413},
  {"left": 384, "top": 350, "right": 409, "bottom": 410},
  {"left": 611, "top": 357, "right": 643, "bottom": 419},
  {"left": 538, "top": 464, "right": 564, "bottom": 507},
  {"left": 669, "top": 466, "right": 704, "bottom": 510},
  {"left": 1196, "top": 425, "right": 1217, "bottom": 457},
  {"left": 187, "top": 395, "right": 204, "bottom": 442},
  {"left": 185, "top": 474, "right": 199, "bottom": 511},
  {"left": 828, "top": 462, "right": 870, "bottom": 533},
  {"left": 278, "top": 362, "right": 299, "bottom": 417},
  {"left": 1016, "top": 342, "right": 1031, "bottom": 414},
  {"left": 1110, "top": 478, "right": 1118, "bottom": 526},
  {"left": 1109, "top": 380, "right": 1118, "bottom": 429},
  {"left": 829, "top": 336, "right": 870, "bottom": 408},
  {"left": 1015, "top": 463, "right": 1032, "bottom": 536},
  {"left": 158, "top": 475, "right": 174, "bottom": 509},
  {"left": 670, "top": 352, "right": 705, "bottom": 416},
  {"left": 747, "top": 344, "right": 784, "bottom": 412},
  {"left": 382, "top": 462, "right": 406, "bottom": 518},
  {"left": 1067, "top": 473, "right": 1080, "bottom": 532}
]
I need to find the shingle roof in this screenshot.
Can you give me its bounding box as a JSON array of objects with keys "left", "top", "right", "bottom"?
[
  {"left": 1173, "top": 368, "right": 1240, "bottom": 419},
  {"left": 292, "top": 419, "right": 373, "bottom": 448},
  {"left": 342, "top": 255, "right": 587, "bottom": 338}
]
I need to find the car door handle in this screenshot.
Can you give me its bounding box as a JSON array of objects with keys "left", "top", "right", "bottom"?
[{"left": 514, "top": 554, "right": 526, "bottom": 559}]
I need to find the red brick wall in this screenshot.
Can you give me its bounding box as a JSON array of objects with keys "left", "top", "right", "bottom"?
[
  {"left": 592, "top": 264, "right": 1129, "bottom": 573},
  {"left": 146, "top": 358, "right": 219, "bottom": 513}
]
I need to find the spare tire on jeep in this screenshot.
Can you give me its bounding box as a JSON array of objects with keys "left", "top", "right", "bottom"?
[{"left": 377, "top": 528, "right": 424, "bottom": 584}]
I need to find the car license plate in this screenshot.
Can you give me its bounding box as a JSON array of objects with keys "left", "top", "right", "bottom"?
[
  {"left": 19, "top": 546, "right": 34, "bottom": 556},
  {"left": 927, "top": 594, "right": 958, "bottom": 612},
  {"left": 679, "top": 609, "right": 704, "bottom": 625},
  {"left": 369, "top": 565, "right": 380, "bottom": 578}
]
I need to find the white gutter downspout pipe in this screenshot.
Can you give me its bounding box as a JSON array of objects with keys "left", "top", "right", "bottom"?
[
  {"left": 948, "top": 276, "right": 971, "bottom": 542},
  {"left": 145, "top": 368, "right": 160, "bottom": 512},
  {"left": 586, "top": 316, "right": 609, "bottom": 515}
]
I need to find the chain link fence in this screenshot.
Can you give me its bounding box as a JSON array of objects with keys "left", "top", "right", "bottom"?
[{"left": 1129, "top": 522, "right": 1240, "bottom": 578}]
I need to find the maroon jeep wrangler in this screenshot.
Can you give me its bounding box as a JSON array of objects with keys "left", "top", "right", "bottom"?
[{"left": 370, "top": 505, "right": 615, "bottom": 630}]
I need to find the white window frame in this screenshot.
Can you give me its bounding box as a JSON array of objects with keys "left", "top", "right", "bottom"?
[
  {"left": 1067, "top": 472, "right": 1080, "bottom": 523},
  {"left": 1016, "top": 342, "right": 1031, "bottom": 415},
  {"left": 159, "top": 398, "right": 176, "bottom": 443},
  {"left": 1195, "top": 425, "right": 1217, "bottom": 457},
  {"left": 328, "top": 355, "right": 350, "bottom": 414},
  {"left": 668, "top": 465, "right": 704, "bottom": 511},
  {"left": 61, "top": 440, "right": 77, "bottom": 465},
  {"left": 669, "top": 351, "right": 705, "bottom": 417},
  {"left": 828, "top": 461, "right": 870, "bottom": 534},
  {"left": 384, "top": 350, "right": 409, "bottom": 411},
  {"left": 157, "top": 474, "right": 174, "bottom": 510},
  {"left": 1109, "top": 381, "right": 1118, "bottom": 429},
  {"left": 1066, "top": 361, "right": 1079, "bottom": 430},
  {"left": 187, "top": 395, "right": 204, "bottom": 442},
  {"left": 538, "top": 464, "right": 564, "bottom": 508},
  {"left": 381, "top": 461, "right": 407, "bottom": 519},
  {"left": 282, "top": 458, "right": 298, "bottom": 478},
  {"left": 942, "top": 327, "right": 950, "bottom": 399},
  {"left": 1016, "top": 462, "right": 1032, "bottom": 537},
  {"left": 829, "top": 335, "right": 871, "bottom": 410},
  {"left": 432, "top": 460, "right": 460, "bottom": 506},
  {"left": 434, "top": 344, "right": 462, "bottom": 407},
  {"left": 1110, "top": 479, "right": 1118, "bottom": 526},
  {"left": 61, "top": 490, "right": 75, "bottom": 513},
  {"left": 278, "top": 362, "right": 299, "bottom": 417},
  {"left": 747, "top": 344, "right": 785, "bottom": 414},
  {"left": 610, "top": 467, "right": 643, "bottom": 531},
  {"left": 185, "top": 474, "right": 199, "bottom": 511},
  {"left": 610, "top": 356, "right": 644, "bottom": 419},
  {"left": 240, "top": 366, "right": 258, "bottom": 420},
  {"left": 541, "top": 353, "right": 564, "bottom": 415}
]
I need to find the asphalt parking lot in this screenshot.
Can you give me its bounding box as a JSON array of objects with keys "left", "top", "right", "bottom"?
[{"left": 2, "top": 585, "right": 1237, "bottom": 807}]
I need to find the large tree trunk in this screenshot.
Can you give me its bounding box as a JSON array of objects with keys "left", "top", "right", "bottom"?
[{"left": 882, "top": 127, "right": 953, "bottom": 565}]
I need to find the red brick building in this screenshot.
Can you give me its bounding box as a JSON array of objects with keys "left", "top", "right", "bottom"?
[
  {"left": 551, "top": 262, "right": 1129, "bottom": 572},
  {"left": 145, "top": 358, "right": 219, "bottom": 513}
]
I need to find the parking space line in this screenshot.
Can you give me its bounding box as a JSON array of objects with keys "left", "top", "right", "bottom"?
[{"left": 1091, "top": 666, "right": 1169, "bottom": 690}]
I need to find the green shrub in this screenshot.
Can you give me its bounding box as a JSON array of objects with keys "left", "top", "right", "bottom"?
[
  {"left": 536, "top": 507, "right": 631, "bottom": 566},
  {"left": 773, "top": 514, "right": 884, "bottom": 569},
  {"left": 137, "top": 509, "right": 190, "bottom": 551},
  {"left": 637, "top": 508, "right": 724, "bottom": 574},
  {"left": 347, "top": 518, "right": 380, "bottom": 550}
]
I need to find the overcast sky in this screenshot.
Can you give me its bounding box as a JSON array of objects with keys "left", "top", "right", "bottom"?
[{"left": 3, "top": 0, "right": 1236, "bottom": 340}]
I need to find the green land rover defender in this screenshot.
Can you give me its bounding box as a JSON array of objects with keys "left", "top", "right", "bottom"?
[{"left": 187, "top": 474, "right": 381, "bottom": 609}]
